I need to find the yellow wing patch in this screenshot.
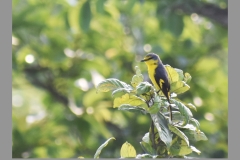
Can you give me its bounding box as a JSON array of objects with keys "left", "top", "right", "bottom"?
[{"left": 159, "top": 79, "right": 164, "bottom": 89}]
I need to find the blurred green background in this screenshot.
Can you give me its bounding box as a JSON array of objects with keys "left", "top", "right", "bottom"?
[{"left": 12, "top": 0, "right": 228, "bottom": 158}]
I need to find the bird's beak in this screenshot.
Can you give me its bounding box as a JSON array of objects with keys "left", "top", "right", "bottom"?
[{"left": 140, "top": 59, "right": 146, "bottom": 62}]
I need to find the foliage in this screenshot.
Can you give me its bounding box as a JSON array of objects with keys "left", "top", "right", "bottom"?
[
  {"left": 95, "top": 65, "right": 207, "bottom": 158},
  {"left": 12, "top": 0, "right": 228, "bottom": 158}
]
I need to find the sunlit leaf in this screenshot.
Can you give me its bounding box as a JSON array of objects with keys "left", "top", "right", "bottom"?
[
  {"left": 131, "top": 66, "right": 144, "bottom": 88},
  {"left": 181, "top": 128, "right": 208, "bottom": 142},
  {"left": 184, "top": 73, "right": 192, "bottom": 83},
  {"left": 164, "top": 65, "right": 179, "bottom": 83},
  {"left": 150, "top": 112, "right": 172, "bottom": 149},
  {"left": 96, "top": 78, "right": 132, "bottom": 93},
  {"left": 79, "top": 0, "right": 92, "bottom": 32},
  {"left": 185, "top": 103, "right": 197, "bottom": 111},
  {"left": 171, "top": 111, "right": 186, "bottom": 126},
  {"left": 131, "top": 75, "right": 144, "bottom": 88},
  {"left": 118, "top": 104, "right": 147, "bottom": 114},
  {"left": 174, "top": 68, "right": 184, "bottom": 81},
  {"left": 112, "top": 88, "right": 131, "bottom": 98},
  {"left": 170, "top": 81, "right": 190, "bottom": 94},
  {"left": 120, "top": 142, "right": 137, "bottom": 158},
  {"left": 136, "top": 81, "right": 152, "bottom": 95},
  {"left": 171, "top": 99, "right": 193, "bottom": 126},
  {"left": 168, "top": 124, "right": 189, "bottom": 146},
  {"left": 94, "top": 137, "right": 115, "bottom": 159},
  {"left": 113, "top": 93, "right": 145, "bottom": 108},
  {"left": 190, "top": 146, "right": 201, "bottom": 155},
  {"left": 189, "top": 118, "right": 200, "bottom": 130},
  {"left": 142, "top": 132, "right": 150, "bottom": 143},
  {"left": 170, "top": 138, "right": 192, "bottom": 156}
]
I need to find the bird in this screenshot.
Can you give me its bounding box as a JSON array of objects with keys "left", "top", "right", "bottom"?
[{"left": 141, "top": 53, "right": 172, "bottom": 121}]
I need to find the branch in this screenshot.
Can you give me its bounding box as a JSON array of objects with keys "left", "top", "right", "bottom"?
[
  {"left": 24, "top": 65, "right": 69, "bottom": 106},
  {"left": 173, "top": 2, "right": 228, "bottom": 27}
]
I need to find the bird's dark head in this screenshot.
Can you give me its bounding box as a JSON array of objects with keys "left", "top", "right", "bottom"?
[{"left": 140, "top": 53, "right": 161, "bottom": 66}]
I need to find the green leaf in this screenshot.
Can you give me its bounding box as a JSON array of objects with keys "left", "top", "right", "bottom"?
[
  {"left": 112, "top": 88, "right": 131, "bottom": 98},
  {"left": 164, "top": 65, "right": 180, "bottom": 84},
  {"left": 170, "top": 138, "right": 192, "bottom": 156},
  {"left": 131, "top": 75, "right": 144, "bottom": 88},
  {"left": 170, "top": 81, "right": 190, "bottom": 94},
  {"left": 189, "top": 118, "right": 200, "bottom": 130},
  {"left": 150, "top": 112, "right": 172, "bottom": 149},
  {"left": 79, "top": 0, "right": 92, "bottom": 32},
  {"left": 94, "top": 137, "right": 115, "bottom": 159},
  {"left": 113, "top": 93, "right": 145, "bottom": 108},
  {"left": 96, "top": 78, "right": 132, "bottom": 93},
  {"left": 148, "top": 93, "right": 162, "bottom": 114},
  {"left": 120, "top": 141, "right": 137, "bottom": 158},
  {"left": 140, "top": 141, "right": 155, "bottom": 155},
  {"left": 171, "top": 111, "right": 185, "bottom": 125},
  {"left": 185, "top": 103, "right": 197, "bottom": 111},
  {"left": 118, "top": 104, "right": 147, "bottom": 114},
  {"left": 181, "top": 127, "right": 208, "bottom": 142},
  {"left": 171, "top": 99, "right": 193, "bottom": 126},
  {"left": 168, "top": 124, "right": 189, "bottom": 146},
  {"left": 131, "top": 66, "right": 144, "bottom": 88},
  {"left": 136, "top": 82, "right": 152, "bottom": 96},
  {"left": 96, "top": 0, "right": 105, "bottom": 14}
]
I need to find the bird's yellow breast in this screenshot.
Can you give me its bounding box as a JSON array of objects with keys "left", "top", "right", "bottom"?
[{"left": 145, "top": 60, "right": 161, "bottom": 91}]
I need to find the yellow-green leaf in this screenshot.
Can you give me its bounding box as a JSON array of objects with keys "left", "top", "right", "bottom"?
[
  {"left": 131, "top": 75, "right": 144, "bottom": 88},
  {"left": 170, "top": 138, "right": 192, "bottom": 156},
  {"left": 120, "top": 142, "right": 137, "bottom": 158},
  {"left": 113, "top": 93, "right": 145, "bottom": 108},
  {"left": 185, "top": 103, "right": 197, "bottom": 111},
  {"left": 112, "top": 88, "right": 131, "bottom": 98},
  {"left": 174, "top": 68, "right": 184, "bottom": 81},
  {"left": 184, "top": 72, "right": 192, "bottom": 83},
  {"left": 131, "top": 66, "right": 144, "bottom": 88},
  {"left": 170, "top": 81, "right": 190, "bottom": 94},
  {"left": 165, "top": 65, "right": 179, "bottom": 83},
  {"left": 169, "top": 124, "right": 189, "bottom": 146}
]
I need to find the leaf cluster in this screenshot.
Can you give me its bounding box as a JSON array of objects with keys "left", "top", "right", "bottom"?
[{"left": 95, "top": 65, "right": 207, "bottom": 158}]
